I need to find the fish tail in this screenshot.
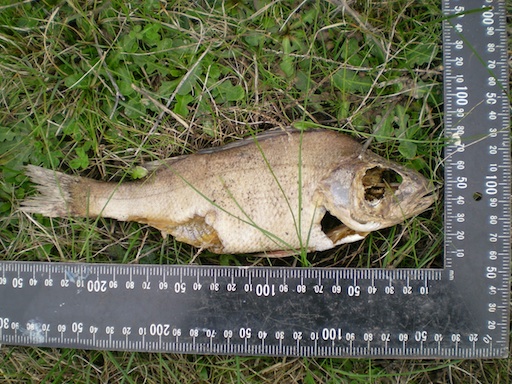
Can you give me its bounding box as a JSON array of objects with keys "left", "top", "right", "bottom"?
[
  {"left": 21, "top": 165, "right": 151, "bottom": 222},
  {"left": 21, "top": 164, "right": 124, "bottom": 219},
  {"left": 21, "top": 165, "right": 83, "bottom": 217}
]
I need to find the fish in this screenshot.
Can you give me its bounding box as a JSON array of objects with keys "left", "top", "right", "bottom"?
[{"left": 20, "top": 129, "right": 436, "bottom": 255}]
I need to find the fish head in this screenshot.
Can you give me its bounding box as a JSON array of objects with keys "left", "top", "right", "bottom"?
[{"left": 321, "top": 155, "right": 437, "bottom": 233}]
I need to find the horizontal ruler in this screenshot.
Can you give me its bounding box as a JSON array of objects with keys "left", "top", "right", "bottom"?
[{"left": 0, "top": 262, "right": 506, "bottom": 358}]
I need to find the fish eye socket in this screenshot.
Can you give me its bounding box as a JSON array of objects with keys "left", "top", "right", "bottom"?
[{"left": 362, "top": 167, "right": 403, "bottom": 202}]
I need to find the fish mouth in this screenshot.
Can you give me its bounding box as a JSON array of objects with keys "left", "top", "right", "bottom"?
[
  {"left": 415, "top": 186, "right": 438, "bottom": 208},
  {"left": 398, "top": 181, "right": 438, "bottom": 219},
  {"left": 420, "top": 188, "right": 438, "bottom": 200}
]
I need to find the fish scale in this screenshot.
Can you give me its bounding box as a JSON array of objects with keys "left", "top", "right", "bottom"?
[{"left": 1, "top": 0, "right": 510, "bottom": 358}]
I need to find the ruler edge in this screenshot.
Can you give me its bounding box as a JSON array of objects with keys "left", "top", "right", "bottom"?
[{"left": 441, "top": 0, "right": 511, "bottom": 358}]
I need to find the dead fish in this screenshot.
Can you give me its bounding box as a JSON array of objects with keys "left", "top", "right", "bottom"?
[{"left": 20, "top": 129, "right": 436, "bottom": 254}]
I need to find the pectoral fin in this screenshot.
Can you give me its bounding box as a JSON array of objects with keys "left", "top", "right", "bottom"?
[
  {"left": 128, "top": 214, "right": 223, "bottom": 252},
  {"left": 326, "top": 225, "right": 368, "bottom": 245}
]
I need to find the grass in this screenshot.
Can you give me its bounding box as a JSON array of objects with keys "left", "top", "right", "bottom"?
[{"left": 0, "top": 0, "right": 509, "bottom": 382}]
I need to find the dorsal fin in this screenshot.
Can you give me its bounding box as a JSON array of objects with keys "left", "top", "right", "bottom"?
[
  {"left": 142, "top": 154, "right": 189, "bottom": 172},
  {"left": 196, "top": 127, "right": 294, "bottom": 154}
]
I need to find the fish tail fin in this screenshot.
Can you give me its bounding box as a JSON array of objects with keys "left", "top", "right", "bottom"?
[
  {"left": 21, "top": 165, "right": 83, "bottom": 217},
  {"left": 21, "top": 165, "right": 144, "bottom": 221}
]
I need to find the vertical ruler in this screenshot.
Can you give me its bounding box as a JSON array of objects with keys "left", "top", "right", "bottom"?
[{"left": 442, "top": 0, "right": 510, "bottom": 355}]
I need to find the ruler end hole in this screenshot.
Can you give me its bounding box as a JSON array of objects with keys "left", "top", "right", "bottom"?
[{"left": 473, "top": 192, "right": 483, "bottom": 201}]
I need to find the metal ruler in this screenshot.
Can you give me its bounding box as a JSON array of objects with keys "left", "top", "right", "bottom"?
[{"left": 1, "top": 0, "right": 509, "bottom": 358}]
